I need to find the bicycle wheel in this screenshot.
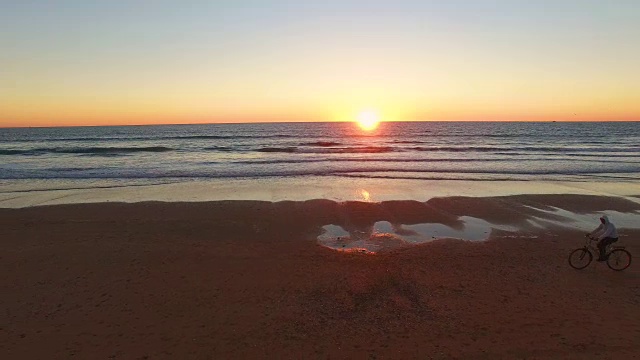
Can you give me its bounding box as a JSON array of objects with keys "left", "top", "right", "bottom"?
[
  {"left": 568, "top": 248, "right": 592, "bottom": 270},
  {"left": 607, "top": 249, "right": 632, "bottom": 271}
]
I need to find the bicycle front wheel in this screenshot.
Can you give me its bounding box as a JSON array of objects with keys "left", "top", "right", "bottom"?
[
  {"left": 569, "top": 248, "right": 592, "bottom": 270},
  {"left": 607, "top": 249, "right": 632, "bottom": 271}
]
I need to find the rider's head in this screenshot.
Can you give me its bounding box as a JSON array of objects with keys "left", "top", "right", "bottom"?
[{"left": 600, "top": 215, "right": 609, "bottom": 224}]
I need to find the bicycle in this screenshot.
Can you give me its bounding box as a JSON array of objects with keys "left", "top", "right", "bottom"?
[{"left": 568, "top": 235, "right": 632, "bottom": 271}]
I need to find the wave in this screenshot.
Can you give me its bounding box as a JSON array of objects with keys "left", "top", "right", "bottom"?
[
  {"left": 390, "top": 140, "right": 428, "bottom": 144},
  {"left": 254, "top": 146, "right": 396, "bottom": 154},
  {"left": 332, "top": 168, "right": 640, "bottom": 176},
  {"left": 424, "top": 133, "right": 639, "bottom": 139},
  {"left": 410, "top": 146, "right": 639, "bottom": 153},
  {"left": 0, "top": 146, "right": 174, "bottom": 156},
  {"left": 3, "top": 143, "right": 639, "bottom": 157},
  {"left": 3, "top": 164, "right": 639, "bottom": 181},
  {"left": 411, "top": 146, "right": 501, "bottom": 152},
  {"left": 337, "top": 174, "right": 540, "bottom": 181},
  {"left": 164, "top": 134, "right": 295, "bottom": 140},
  {"left": 207, "top": 157, "right": 640, "bottom": 166},
  {"left": 4, "top": 144, "right": 639, "bottom": 157},
  {"left": 300, "top": 141, "right": 342, "bottom": 147},
  {"left": 219, "top": 158, "right": 513, "bottom": 165},
  {"left": 22, "top": 134, "right": 625, "bottom": 145},
  {"left": 0, "top": 149, "right": 30, "bottom": 155},
  {"left": 251, "top": 145, "right": 636, "bottom": 155},
  {"left": 493, "top": 152, "right": 639, "bottom": 158},
  {"left": 0, "top": 180, "right": 182, "bottom": 194},
  {"left": 5, "top": 134, "right": 297, "bottom": 142},
  {"left": 3, "top": 172, "right": 638, "bottom": 182},
  {"left": 50, "top": 167, "right": 100, "bottom": 172},
  {"left": 203, "top": 146, "right": 234, "bottom": 152},
  {"left": 257, "top": 147, "right": 298, "bottom": 153},
  {"left": 302, "top": 146, "right": 396, "bottom": 154},
  {"left": 60, "top": 146, "right": 174, "bottom": 154}
]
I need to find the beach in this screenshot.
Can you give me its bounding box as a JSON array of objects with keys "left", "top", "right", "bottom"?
[
  {"left": 4, "top": 0, "right": 640, "bottom": 358},
  {"left": 2, "top": 195, "right": 640, "bottom": 359}
]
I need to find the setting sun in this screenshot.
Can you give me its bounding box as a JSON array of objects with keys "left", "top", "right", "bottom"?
[{"left": 356, "top": 110, "right": 381, "bottom": 131}]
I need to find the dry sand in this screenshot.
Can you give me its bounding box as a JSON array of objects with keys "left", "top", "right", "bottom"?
[{"left": 1, "top": 195, "right": 639, "bottom": 359}]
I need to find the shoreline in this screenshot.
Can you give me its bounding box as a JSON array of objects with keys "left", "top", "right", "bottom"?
[
  {"left": 3, "top": 193, "right": 640, "bottom": 228},
  {"left": 2, "top": 194, "right": 640, "bottom": 358},
  {"left": 1, "top": 177, "right": 639, "bottom": 209}
]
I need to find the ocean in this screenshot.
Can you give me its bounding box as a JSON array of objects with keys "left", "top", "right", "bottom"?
[{"left": 1, "top": 121, "right": 639, "bottom": 185}]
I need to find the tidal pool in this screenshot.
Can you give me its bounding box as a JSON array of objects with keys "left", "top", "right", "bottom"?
[{"left": 317, "top": 217, "right": 518, "bottom": 254}]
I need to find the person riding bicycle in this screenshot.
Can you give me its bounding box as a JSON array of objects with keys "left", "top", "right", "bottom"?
[{"left": 587, "top": 215, "right": 619, "bottom": 261}]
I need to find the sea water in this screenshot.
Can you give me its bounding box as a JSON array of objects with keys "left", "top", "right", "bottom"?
[{"left": 1, "top": 122, "right": 639, "bottom": 206}]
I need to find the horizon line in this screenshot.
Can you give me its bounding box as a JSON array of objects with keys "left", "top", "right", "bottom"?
[{"left": 2, "top": 119, "right": 639, "bottom": 129}]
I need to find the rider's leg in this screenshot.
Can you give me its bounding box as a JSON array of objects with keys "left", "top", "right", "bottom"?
[{"left": 598, "top": 237, "right": 616, "bottom": 260}]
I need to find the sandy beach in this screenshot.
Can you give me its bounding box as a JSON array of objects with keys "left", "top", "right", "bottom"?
[
  {"left": 2, "top": 195, "right": 640, "bottom": 359},
  {"left": 3, "top": 1, "right": 640, "bottom": 358}
]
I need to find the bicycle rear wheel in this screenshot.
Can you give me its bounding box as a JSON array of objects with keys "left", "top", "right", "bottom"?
[
  {"left": 568, "top": 248, "right": 592, "bottom": 270},
  {"left": 607, "top": 249, "right": 632, "bottom": 271}
]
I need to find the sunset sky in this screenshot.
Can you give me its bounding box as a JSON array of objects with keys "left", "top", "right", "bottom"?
[{"left": 1, "top": 1, "right": 639, "bottom": 127}]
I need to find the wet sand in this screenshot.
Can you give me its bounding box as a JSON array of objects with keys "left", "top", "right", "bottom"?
[
  {"left": 2, "top": 195, "right": 640, "bottom": 359},
  {"left": 2, "top": 177, "right": 639, "bottom": 208}
]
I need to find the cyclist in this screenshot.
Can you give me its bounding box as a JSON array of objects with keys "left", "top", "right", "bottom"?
[{"left": 587, "top": 215, "right": 619, "bottom": 261}]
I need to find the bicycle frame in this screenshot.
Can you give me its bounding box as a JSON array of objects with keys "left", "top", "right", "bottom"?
[
  {"left": 578, "top": 238, "right": 598, "bottom": 257},
  {"left": 584, "top": 236, "right": 624, "bottom": 256}
]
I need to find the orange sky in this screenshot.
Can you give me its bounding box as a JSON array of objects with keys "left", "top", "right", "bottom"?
[{"left": 2, "top": 2, "right": 639, "bottom": 127}]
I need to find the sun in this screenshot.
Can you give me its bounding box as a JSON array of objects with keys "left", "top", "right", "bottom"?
[{"left": 356, "top": 110, "right": 381, "bottom": 131}]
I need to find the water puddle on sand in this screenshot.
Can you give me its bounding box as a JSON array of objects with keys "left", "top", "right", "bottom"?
[
  {"left": 317, "top": 208, "right": 640, "bottom": 254},
  {"left": 317, "top": 217, "right": 518, "bottom": 254}
]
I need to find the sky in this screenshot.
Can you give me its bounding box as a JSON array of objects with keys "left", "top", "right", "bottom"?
[{"left": 1, "top": 0, "right": 639, "bottom": 127}]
